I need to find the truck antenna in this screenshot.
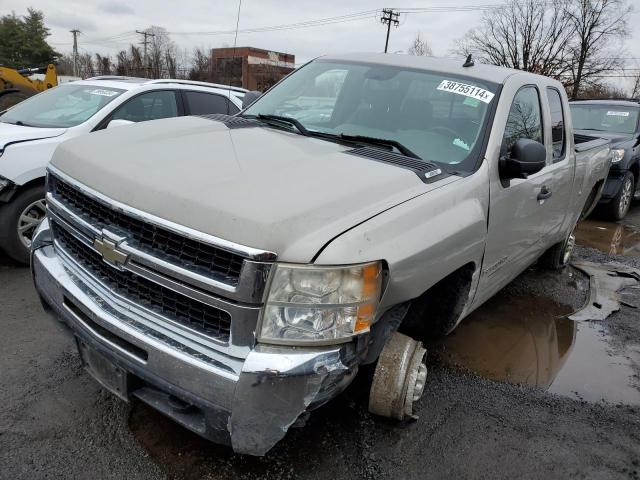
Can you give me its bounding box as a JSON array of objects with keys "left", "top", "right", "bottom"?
[
  {"left": 463, "top": 54, "right": 474, "bottom": 68},
  {"left": 228, "top": 0, "right": 242, "bottom": 115}
]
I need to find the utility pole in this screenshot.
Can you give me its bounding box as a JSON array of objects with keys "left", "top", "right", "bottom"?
[
  {"left": 380, "top": 8, "right": 400, "bottom": 53},
  {"left": 70, "top": 29, "right": 80, "bottom": 77},
  {"left": 136, "top": 29, "right": 156, "bottom": 77}
]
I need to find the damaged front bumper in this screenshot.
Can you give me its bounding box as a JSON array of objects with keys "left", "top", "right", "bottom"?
[{"left": 31, "top": 228, "right": 359, "bottom": 456}]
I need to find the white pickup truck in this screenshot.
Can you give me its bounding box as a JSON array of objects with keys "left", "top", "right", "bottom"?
[{"left": 31, "top": 54, "right": 610, "bottom": 456}]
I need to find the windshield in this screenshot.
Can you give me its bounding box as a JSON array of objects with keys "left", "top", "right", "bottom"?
[
  {"left": 570, "top": 104, "right": 639, "bottom": 135},
  {"left": 243, "top": 60, "right": 499, "bottom": 171},
  {"left": 0, "top": 84, "right": 125, "bottom": 128}
]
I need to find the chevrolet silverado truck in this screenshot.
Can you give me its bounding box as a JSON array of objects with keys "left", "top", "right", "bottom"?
[
  {"left": 570, "top": 99, "right": 640, "bottom": 220},
  {"left": 31, "top": 54, "right": 611, "bottom": 456}
]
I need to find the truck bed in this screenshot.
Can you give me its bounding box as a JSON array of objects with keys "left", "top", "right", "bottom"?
[{"left": 574, "top": 133, "right": 610, "bottom": 153}]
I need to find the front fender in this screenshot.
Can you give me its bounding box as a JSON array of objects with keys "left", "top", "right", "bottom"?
[{"left": 314, "top": 163, "right": 490, "bottom": 313}]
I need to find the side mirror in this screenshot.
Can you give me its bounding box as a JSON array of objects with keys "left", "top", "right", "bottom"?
[
  {"left": 106, "top": 119, "right": 134, "bottom": 129},
  {"left": 499, "top": 138, "right": 547, "bottom": 180},
  {"left": 242, "top": 90, "right": 262, "bottom": 109}
]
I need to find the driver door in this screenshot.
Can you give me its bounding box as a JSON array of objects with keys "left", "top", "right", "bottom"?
[{"left": 476, "top": 85, "right": 563, "bottom": 302}]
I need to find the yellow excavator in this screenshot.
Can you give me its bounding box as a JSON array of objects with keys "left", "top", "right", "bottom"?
[{"left": 0, "top": 63, "right": 58, "bottom": 110}]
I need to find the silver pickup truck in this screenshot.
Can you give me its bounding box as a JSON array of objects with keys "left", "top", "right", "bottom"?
[{"left": 31, "top": 54, "right": 610, "bottom": 456}]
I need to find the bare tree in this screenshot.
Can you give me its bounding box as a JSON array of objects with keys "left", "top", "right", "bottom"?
[
  {"left": 565, "top": 0, "right": 632, "bottom": 99},
  {"left": 76, "top": 53, "right": 94, "bottom": 78},
  {"left": 455, "top": 0, "right": 632, "bottom": 98},
  {"left": 55, "top": 53, "right": 74, "bottom": 75},
  {"left": 577, "top": 82, "right": 628, "bottom": 99},
  {"left": 407, "top": 33, "right": 433, "bottom": 56},
  {"left": 146, "top": 26, "right": 177, "bottom": 78},
  {"left": 188, "top": 47, "right": 211, "bottom": 81},
  {"left": 94, "top": 53, "right": 112, "bottom": 75},
  {"left": 630, "top": 73, "right": 640, "bottom": 98},
  {"left": 129, "top": 45, "right": 144, "bottom": 77},
  {"left": 455, "top": 0, "right": 573, "bottom": 78}
]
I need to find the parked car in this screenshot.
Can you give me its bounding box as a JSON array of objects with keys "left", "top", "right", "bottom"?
[
  {"left": 31, "top": 54, "right": 611, "bottom": 456},
  {"left": 0, "top": 77, "right": 246, "bottom": 263},
  {"left": 570, "top": 99, "right": 640, "bottom": 220}
]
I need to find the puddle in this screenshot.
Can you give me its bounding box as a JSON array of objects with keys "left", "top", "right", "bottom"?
[
  {"left": 431, "top": 293, "right": 640, "bottom": 405},
  {"left": 576, "top": 219, "right": 640, "bottom": 257}
]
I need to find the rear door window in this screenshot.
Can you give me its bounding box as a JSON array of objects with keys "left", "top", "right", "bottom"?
[
  {"left": 111, "top": 90, "right": 178, "bottom": 122},
  {"left": 547, "top": 88, "right": 566, "bottom": 162},
  {"left": 184, "top": 91, "right": 233, "bottom": 115}
]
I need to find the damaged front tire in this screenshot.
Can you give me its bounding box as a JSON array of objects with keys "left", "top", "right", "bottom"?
[{"left": 368, "top": 332, "right": 427, "bottom": 420}]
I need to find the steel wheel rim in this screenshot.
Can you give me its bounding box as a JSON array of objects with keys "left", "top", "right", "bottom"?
[
  {"left": 619, "top": 177, "right": 633, "bottom": 217},
  {"left": 17, "top": 199, "right": 46, "bottom": 249},
  {"left": 563, "top": 229, "right": 576, "bottom": 265}
]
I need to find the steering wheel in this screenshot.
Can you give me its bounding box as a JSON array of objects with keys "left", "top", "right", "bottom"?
[{"left": 426, "top": 126, "right": 461, "bottom": 139}]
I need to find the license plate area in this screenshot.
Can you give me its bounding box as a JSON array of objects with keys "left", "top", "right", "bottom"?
[{"left": 78, "top": 339, "right": 130, "bottom": 401}]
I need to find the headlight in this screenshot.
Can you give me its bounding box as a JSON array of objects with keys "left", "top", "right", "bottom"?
[
  {"left": 259, "top": 261, "right": 383, "bottom": 345},
  {"left": 611, "top": 149, "right": 625, "bottom": 163}
]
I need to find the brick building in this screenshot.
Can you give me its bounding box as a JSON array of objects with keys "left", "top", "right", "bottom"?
[{"left": 210, "top": 47, "right": 295, "bottom": 91}]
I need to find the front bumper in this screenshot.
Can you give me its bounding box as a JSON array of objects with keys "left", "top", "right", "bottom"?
[{"left": 32, "top": 239, "right": 358, "bottom": 456}]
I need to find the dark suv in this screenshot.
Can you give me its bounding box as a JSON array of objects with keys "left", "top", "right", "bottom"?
[{"left": 569, "top": 99, "right": 640, "bottom": 220}]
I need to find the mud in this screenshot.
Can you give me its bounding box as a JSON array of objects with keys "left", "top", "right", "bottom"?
[
  {"left": 576, "top": 219, "right": 640, "bottom": 258},
  {"left": 430, "top": 285, "right": 640, "bottom": 405}
]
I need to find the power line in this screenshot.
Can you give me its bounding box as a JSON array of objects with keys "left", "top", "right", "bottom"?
[
  {"left": 380, "top": 9, "right": 400, "bottom": 54},
  {"left": 166, "top": 10, "right": 380, "bottom": 35},
  {"left": 136, "top": 29, "right": 156, "bottom": 77}
]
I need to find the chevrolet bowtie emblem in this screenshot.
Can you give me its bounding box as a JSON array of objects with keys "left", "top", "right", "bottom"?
[{"left": 93, "top": 237, "right": 128, "bottom": 266}]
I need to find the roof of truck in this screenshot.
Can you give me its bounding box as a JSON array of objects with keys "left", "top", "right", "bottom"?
[
  {"left": 570, "top": 99, "right": 640, "bottom": 107},
  {"left": 319, "top": 53, "right": 545, "bottom": 84}
]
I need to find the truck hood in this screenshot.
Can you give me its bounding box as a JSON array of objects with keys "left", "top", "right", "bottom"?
[
  {"left": 52, "top": 116, "right": 457, "bottom": 262},
  {"left": 0, "top": 121, "right": 66, "bottom": 151}
]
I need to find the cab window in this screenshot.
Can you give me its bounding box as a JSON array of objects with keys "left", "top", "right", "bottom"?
[
  {"left": 184, "top": 91, "right": 237, "bottom": 115},
  {"left": 547, "top": 88, "right": 566, "bottom": 162},
  {"left": 111, "top": 90, "right": 178, "bottom": 122},
  {"left": 502, "top": 86, "right": 543, "bottom": 156}
]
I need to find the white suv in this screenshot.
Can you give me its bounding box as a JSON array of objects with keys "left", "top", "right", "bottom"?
[{"left": 0, "top": 77, "right": 246, "bottom": 263}]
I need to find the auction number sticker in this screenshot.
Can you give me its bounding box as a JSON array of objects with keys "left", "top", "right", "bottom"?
[
  {"left": 606, "top": 111, "right": 630, "bottom": 117},
  {"left": 437, "top": 80, "right": 494, "bottom": 104},
  {"left": 89, "top": 89, "right": 118, "bottom": 97}
]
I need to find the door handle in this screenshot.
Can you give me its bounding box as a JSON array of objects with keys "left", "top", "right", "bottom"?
[{"left": 537, "top": 186, "right": 552, "bottom": 201}]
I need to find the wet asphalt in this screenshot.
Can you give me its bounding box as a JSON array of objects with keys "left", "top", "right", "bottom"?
[{"left": 1, "top": 206, "right": 639, "bottom": 479}]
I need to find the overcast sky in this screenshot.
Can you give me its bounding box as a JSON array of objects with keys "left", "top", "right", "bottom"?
[{"left": 6, "top": 0, "right": 640, "bottom": 91}]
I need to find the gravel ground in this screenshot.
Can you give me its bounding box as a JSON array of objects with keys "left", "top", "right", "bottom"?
[{"left": 1, "top": 206, "right": 639, "bottom": 479}]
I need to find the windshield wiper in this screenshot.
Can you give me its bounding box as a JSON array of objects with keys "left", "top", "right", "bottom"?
[
  {"left": 254, "top": 114, "right": 310, "bottom": 136},
  {"left": 3, "top": 120, "right": 37, "bottom": 127},
  {"left": 336, "top": 133, "right": 422, "bottom": 160}
]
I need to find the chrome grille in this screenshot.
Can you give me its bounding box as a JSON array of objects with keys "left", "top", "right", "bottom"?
[
  {"left": 53, "top": 221, "right": 232, "bottom": 341},
  {"left": 50, "top": 175, "right": 245, "bottom": 285}
]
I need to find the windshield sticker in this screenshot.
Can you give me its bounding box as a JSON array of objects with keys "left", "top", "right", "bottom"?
[
  {"left": 463, "top": 96, "right": 481, "bottom": 108},
  {"left": 437, "top": 80, "right": 494, "bottom": 104},
  {"left": 606, "top": 111, "right": 630, "bottom": 117},
  {"left": 453, "top": 138, "right": 470, "bottom": 151},
  {"left": 88, "top": 89, "right": 118, "bottom": 97}
]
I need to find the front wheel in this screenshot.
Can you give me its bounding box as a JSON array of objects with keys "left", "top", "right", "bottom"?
[
  {"left": 0, "top": 185, "right": 46, "bottom": 264},
  {"left": 539, "top": 226, "right": 576, "bottom": 270},
  {"left": 604, "top": 172, "right": 634, "bottom": 221}
]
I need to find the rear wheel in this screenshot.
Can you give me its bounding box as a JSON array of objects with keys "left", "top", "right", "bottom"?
[
  {"left": 603, "top": 172, "right": 634, "bottom": 221},
  {"left": 0, "top": 185, "right": 46, "bottom": 264},
  {"left": 539, "top": 225, "right": 576, "bottom": 270}
]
